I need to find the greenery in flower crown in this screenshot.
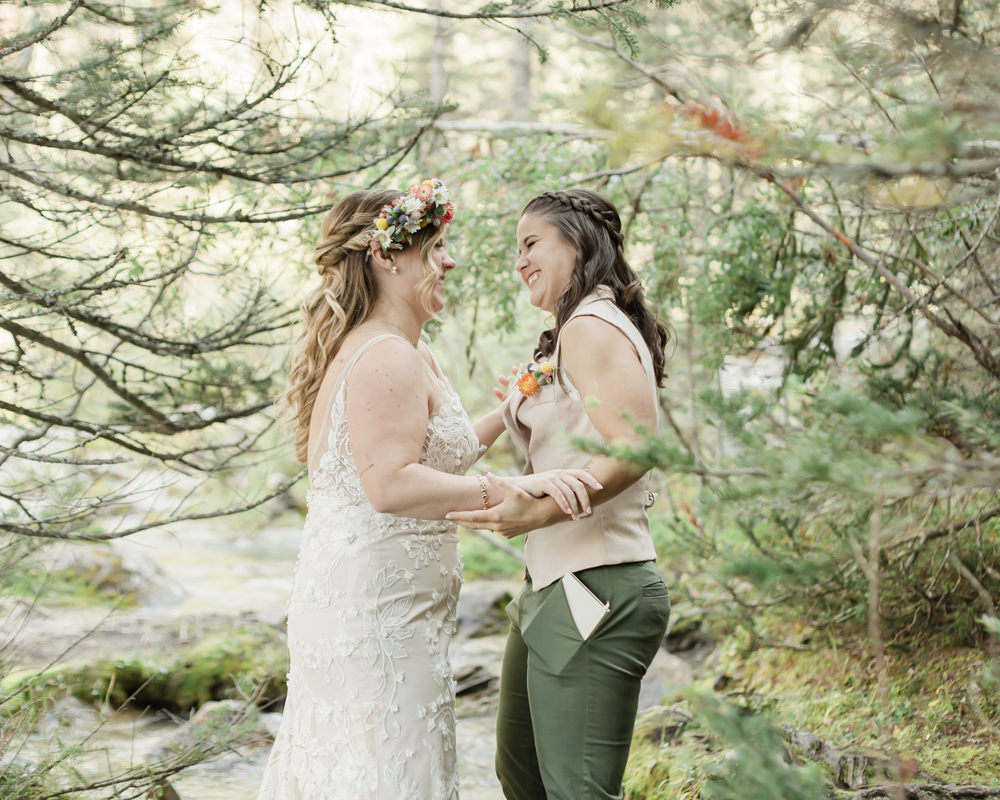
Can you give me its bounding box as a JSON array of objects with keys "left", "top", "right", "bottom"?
[{"left": 357, "top": 178, "right": 455, "bottom": 254}]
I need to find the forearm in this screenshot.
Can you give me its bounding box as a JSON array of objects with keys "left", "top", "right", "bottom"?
[
  {"left": 363, "top": 463, "right": 501, "bottom": 520},
  {"left": 585, "top": 455, "right": 647, "bottom": 508},
  {"left": 501, "top": 458, "right": 644, "bottom": 538},
  {"left": 515, "top": 458, "right": 644, "bottom": 533},
  {"left": 473, "top": 406, "right": 506, "bottom": 451}
]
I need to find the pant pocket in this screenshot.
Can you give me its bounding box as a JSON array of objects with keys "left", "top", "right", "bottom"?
[
  {"left": 519, "top": 580, "right": 585, "bottom": 675},
  {"left": 641, "top": 582, "right": 670, "bottom": 598}
]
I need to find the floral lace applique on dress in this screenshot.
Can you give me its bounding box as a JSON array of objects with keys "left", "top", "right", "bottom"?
[{"left": 257, "top": 336, "right": 480, "bottom": 800}]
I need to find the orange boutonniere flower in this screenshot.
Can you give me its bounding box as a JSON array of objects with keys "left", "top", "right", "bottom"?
[
  {"left": 515, "top": 362, "right": 555, "bottom": 398},
  {"left": 518, "top": 373, "right": 541, "bottom": 397}
]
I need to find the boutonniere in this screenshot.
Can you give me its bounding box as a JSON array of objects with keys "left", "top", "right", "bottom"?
[{"left": 516, "top": 362, "right": 555, "bottom": 398}]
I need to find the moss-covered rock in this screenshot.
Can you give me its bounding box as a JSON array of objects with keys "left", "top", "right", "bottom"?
[{"left": 1, "top": 627, "right": 287, "bottom": 718}]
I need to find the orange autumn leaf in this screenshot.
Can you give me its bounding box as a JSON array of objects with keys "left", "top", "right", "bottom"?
[{"left": 681, "top": 101, "right": 762, "bottom": 159}]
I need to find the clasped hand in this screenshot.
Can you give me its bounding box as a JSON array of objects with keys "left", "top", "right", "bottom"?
[{"left": 446, "top": 470, "right": 601, "bottom": 539}]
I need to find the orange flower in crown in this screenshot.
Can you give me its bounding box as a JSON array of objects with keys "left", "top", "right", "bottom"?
[{"left": 356, "top": 178, "right": 456, "bottom": 254}]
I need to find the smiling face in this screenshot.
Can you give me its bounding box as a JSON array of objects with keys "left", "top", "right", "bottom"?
[
  {"left": 383, "top": 229, "right": 456, "bottom": 317},
  {"left": 428, "top": 236, "right": 456, "bottom": 313},
  {"left": 515, "top": 214, "right": 578, "bottom": 313}
]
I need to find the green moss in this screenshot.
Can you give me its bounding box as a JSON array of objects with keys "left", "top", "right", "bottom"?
[
  {"left": 1, "top": 627, "right": 287, "bottom": 717},
  {"left": 623, "top": 618, "right": 1000, "bottom": 798},
  {"left": 623, "top": 735, "right": 710, "bottom": 800},
  {"left": 6, "top": 564, "right": 137, "bottom": 608},
  {"left": 624, "top": 740, "right": 673, "bottom": 800},
  {"left": 920, "top": 746, "right": 1000, "bottom": 784}
]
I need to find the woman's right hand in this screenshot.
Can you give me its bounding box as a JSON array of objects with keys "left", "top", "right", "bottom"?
[
  {"left": 501, "top": 469, "right": 602, "bottom": 521},
  {"left": 493, "top": 364, "right": 524, "bottom": 401}
]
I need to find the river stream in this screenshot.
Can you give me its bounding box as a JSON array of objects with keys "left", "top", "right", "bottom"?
[{"left": 32, "top": 521, "right": 506, "bottom": 800}]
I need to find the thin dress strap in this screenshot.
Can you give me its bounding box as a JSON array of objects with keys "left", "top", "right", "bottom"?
[{"left": 307, "top": 333, "right": 401, "bottom": 476}]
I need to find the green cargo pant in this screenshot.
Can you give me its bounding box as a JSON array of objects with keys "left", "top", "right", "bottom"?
[{"left": 495, "top": 561, "right": 671, "bottom": 800}]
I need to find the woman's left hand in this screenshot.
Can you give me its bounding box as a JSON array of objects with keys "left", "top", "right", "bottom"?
[{"left": 446, "top": 473, "right": 565, "bottom": 538}]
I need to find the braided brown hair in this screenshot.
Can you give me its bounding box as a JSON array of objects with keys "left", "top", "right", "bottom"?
[{"left": 521, "top": 189, "right": 670, "bottom": 386}]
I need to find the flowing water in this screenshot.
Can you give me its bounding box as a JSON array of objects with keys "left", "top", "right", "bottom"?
[
  {"left": 62, "top": 710, "right": 501, "bottom": 800},
  {"left": 28, "top": 521, "right": 505, "bottom": 800}
]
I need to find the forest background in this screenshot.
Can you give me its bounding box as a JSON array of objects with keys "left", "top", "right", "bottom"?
[{"left": 1, "top": 0, "right": 999, "bottom": 798}]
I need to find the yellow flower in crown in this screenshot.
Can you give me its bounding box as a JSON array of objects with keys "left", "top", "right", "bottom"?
[{"left": 375, "top": 218, "right": 389, "bottom": 230}]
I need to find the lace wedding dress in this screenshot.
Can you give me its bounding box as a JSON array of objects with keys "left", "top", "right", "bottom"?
[{"left": 257, "top": 334, "right": 482, "bottom": 800}]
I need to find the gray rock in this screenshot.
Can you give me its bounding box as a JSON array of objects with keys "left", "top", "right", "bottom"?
[
  {"left": 46, "top": 542, "right": 186, "bottom": 608},
  {"left": 39, "top": 696, "right": 102, "bottom": 734},
  {"left": 787, "top": 728, "right": 888, "bottom": 790},
  {"left": 456, "top": 579, "right": 520, "bottom": 638},
  {"left": 148, "top": 778, "right": 183, "bottom": 800},
  {"left": 260, "top": 711, "right": 283, "bottom": 738},
  {"left": 633, "top": 704, "right": 695, "bottom": 745},
  {"left": 637, "top": 649, "right": 693, "bottom": 712},
  {"left": 143, "top": 700, "right": 272, "bottom": 763}
]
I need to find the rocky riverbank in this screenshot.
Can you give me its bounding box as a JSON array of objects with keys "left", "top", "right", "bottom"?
[{"left": 2, "top": 532, "right": 703, "bottom": 800}]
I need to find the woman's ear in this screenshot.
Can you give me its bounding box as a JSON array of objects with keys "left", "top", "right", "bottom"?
[{"left": 369, "top": 245, "right": 396, "bottom": 274}]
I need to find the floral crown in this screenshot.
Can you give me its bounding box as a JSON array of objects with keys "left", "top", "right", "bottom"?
[{"left": 356, "top": 178, "right": 455, "bottom": 255}]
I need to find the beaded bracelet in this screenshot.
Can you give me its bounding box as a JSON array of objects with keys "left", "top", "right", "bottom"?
[{"left": 476, "top": 475, "right": 489, "bottom": 510}]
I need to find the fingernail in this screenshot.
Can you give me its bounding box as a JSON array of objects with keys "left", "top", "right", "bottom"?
[
  {"left": 587, "top": 507, "right": 592, "bottom": 514},
  {"left": 596, "top": 484, "right": 604, "bottom": 489},
  {"left": 445, "top": 514, "right": 453, "bottom": 520}
]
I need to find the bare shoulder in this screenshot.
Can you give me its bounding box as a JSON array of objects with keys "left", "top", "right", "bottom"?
[
  {"left": 417, "top": 339, "right": 443, "bottom": 377},
  {"left": 351, "top": 335, "right": 426, "bottom": 384},
  {"left": 561, "top": 315, "right": 640, "bottom": 366}
]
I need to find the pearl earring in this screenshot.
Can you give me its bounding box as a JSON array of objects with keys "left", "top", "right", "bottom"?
[{"left": 391, "top": 266, "right": 398, "bottom": 274}]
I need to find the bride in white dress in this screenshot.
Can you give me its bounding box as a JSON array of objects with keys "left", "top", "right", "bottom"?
[{"left": 257, "top": 180, "right": 598, "bottom": 800}]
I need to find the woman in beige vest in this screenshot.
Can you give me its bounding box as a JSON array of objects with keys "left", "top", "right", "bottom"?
[{"left": 448, "top": 189, "right": 672, "bottom": 800}]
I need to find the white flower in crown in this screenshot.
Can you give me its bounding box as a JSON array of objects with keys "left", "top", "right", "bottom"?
[
  {"left": 373, "top": 229, "right": 394, "bottom": 248},
  {"left": 431, "top": 185, "right": 450, "bottom": 205},
  {"left": 402, "top": 196, "right": 423, "bottom": 215},
  {"left": 403, "top": 219, "right": 422, "bottom": 234}
]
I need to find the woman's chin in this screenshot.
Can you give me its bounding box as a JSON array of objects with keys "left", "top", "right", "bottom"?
[{"left": 530, "top": 295, "right": 553, "bottom": 313}]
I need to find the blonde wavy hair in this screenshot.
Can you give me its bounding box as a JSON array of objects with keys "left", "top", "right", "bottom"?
[{"left": 281, "top": 188, "right": 449, "bottom": 463}]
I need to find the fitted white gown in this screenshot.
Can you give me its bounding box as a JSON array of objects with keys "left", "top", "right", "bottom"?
[{"left": 257, "top": 335, "right": 481, "bottom": 800}]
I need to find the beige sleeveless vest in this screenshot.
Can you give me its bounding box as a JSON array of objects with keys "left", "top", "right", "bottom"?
[{"left": 502, "top": 286, "right": 658, "bottom": 590}]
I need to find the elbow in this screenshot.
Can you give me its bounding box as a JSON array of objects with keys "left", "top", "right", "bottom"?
[
  {"left": 366, "top": 487, "right": 398, "bottom": 516},
  {"left": 362, "top": 463, "right": 419, "bottom": 516},
  {"left": 365, "top": 477, "right": 414, "bottom": 516}
]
